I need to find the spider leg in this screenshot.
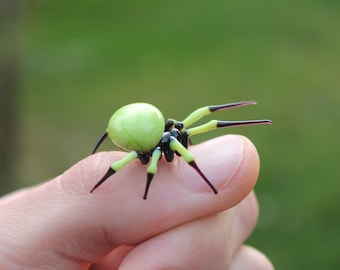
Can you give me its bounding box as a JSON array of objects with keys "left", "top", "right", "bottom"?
[
  {"left": 144, "top": 147, "right": 162, "bottom": 199},
  {"left": 90, "top": 151, "right": 138, "bottom": 193},
  {"left": 182, "top": 101, "right": 257, "bottom": 128},
  {"left": 186, "top": 119, "right": 272, "bottom": 137},
  {"left": 169, "top": 137, "right": 218, "bottom": 194},
  {"left": 91, "top": 130, "right": 108, "bottom": 154}
]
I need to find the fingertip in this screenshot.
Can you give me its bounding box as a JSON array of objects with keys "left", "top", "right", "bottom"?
[
  {"left": 180, "top": 135, "right": 260, "bottom": 206},
  {"left": 233, "top": 135, "right": 261, "bottom": 193},
  {"left": 231, "top": 246, "right": 274, "bottom": 270},
  {"left": 181, "top": 135, "right": 244, "bottom": 193}
]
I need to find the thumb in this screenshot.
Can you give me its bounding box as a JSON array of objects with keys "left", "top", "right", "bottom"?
[{"left": 0, "top": 135, "right": 260, "bottom": 269}]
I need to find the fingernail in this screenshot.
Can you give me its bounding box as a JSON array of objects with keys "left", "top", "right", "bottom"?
[{"left": 181, "top": 135, "right": 244, "bottom": 193}]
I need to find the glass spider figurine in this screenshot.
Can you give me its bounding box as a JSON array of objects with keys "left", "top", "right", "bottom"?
[{"left": 91, "top": 101, "right": 271, "bottom": 199}]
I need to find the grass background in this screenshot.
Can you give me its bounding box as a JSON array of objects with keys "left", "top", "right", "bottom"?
[{"left": 1, "top": 0, "right": 340, "bottom": 268}]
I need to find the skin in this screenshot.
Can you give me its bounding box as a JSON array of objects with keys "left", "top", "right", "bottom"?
[{"left": 0, "top": 135, "right": 274, "bottom": 269}]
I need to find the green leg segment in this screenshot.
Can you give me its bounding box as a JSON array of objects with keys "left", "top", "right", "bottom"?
[
  {"left": 144, "top": 147, "right": 162, "bottom": 199},
  {"left": 181, "top": 107, "right": 211, "bottom": 128},
  {"left": 186, "top": 119, "right": 272, "bottom": 137},
  {"left": 90, "top": 151, "right": 138, "bottom": 193},
  {"left": 181, "top": 101, "right": 256, "bottom": 128},
  {"left": 170, "top": 137, "right": 218, "bottom": 194},
  {"left": 110, "top": 151, "right": 139, "bottom": 171}
]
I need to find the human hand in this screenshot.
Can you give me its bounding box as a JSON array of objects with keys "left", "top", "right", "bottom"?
[{"left": 0, "top": 135, "right": 273, "bottom": 269}]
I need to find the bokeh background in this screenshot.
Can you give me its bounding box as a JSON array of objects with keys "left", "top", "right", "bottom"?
[{"left": 1, "top": 0, "right": 339, "bottom": 268}]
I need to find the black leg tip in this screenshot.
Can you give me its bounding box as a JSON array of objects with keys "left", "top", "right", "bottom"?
[
  {"left": 90, "top": 167, "right": 116, "bottom": 193},
  {"left": 142, "top": 172, "right": 154, "bottom": 200}
]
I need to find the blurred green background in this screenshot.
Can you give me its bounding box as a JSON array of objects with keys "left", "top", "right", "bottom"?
[{"left": 1, "top": 0, "right": 339, "bottom": 268}]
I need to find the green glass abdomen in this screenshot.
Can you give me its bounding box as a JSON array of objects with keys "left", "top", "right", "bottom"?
[{"left": 107, "top": 103, "right": 165, "bottom": 152}]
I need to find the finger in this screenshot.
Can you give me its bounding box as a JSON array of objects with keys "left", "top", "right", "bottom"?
[
  {"left": 89, "top": 191, "right": 259, "bottom": 269},
  {"left": 120, "top": 213, "right": 234, "bottom": 270},
  {"left": 109, "top": 192, "right": 259, "bottom": 270},
  {"left": 230, "top": 245, "right": 274, "bottom": 270},
  {"left": 0, "top": 135, "right": 260, "bottom": 268},
  {"left": 89, "top": 246, "right": 133, "bottom": 270},
  {"left": 0, "top": 187, "right": 34, "bottom": 206},
  {"left": 231, "top": 190, "right": 259, "bottom": 244}
]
